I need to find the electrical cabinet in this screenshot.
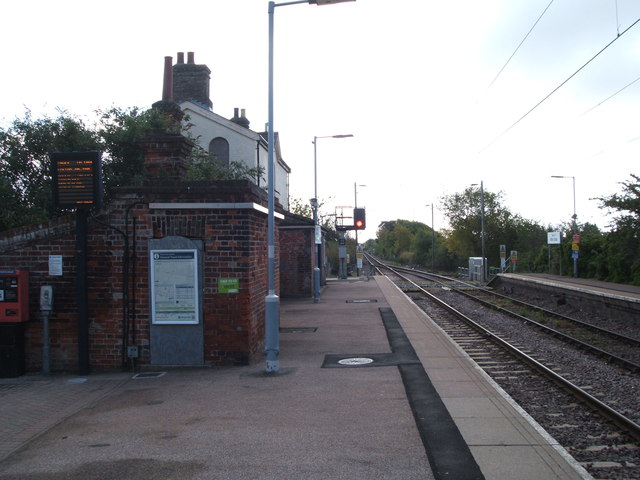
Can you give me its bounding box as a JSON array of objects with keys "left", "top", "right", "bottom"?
[{"left": 0, "top": 270, "right": 29, "bottom": 323}]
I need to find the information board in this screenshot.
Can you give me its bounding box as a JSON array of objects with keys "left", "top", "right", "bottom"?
[
  {"left": 547, "top": 232, "right": 562, "bottom": 245},
  {"left": 150, "top": 250, "right": 199, "bottom": 324},
  {"left": 51, "top": 151, "right": 103, "bottom": 208}
]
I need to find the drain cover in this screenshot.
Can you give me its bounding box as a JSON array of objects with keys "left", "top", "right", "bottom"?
[
  {"left": 67, "top": 378, "right": 87, "bottom": 384},
  {"left": 338, "top": 357, "right": 374, "bottom": 366},
  {"left": 133, "top": 372, "right": 166, "bottom": 379},
  {"left": 346, "top": 299, "right": 378, "bottom": 303},
  {"left": 280, "top": 327, "right": 317, "bottom": 333}
]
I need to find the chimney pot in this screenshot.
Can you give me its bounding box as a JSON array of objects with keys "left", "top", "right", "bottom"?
[
  {"left": 177, "top": 52, "right": 184, "bottom": 64},
  {"left": 162, "top": 56, "right": 173, "bottom": 101},
  {"left": 187, "top": 52, "right": 195, "bottom": 64}
]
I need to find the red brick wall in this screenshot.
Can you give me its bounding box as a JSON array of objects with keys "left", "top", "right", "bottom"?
[
  {"left": 280, "top": 228, "right": 313, "bottom": 298},
  {"left": 0, "top": 181, "right": 278, "bottom": 373}
]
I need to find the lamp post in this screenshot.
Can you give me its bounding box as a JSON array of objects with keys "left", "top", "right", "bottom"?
[
  {"left": 354, "top": 182, "right": 366, "bottom": 276},
  {"left": 425, "top": 203, "right": 435, "bottom": 271},
  {"left": 312, "top": 134, "right": 353, "bottom": 302},
  {"left": 551, "top": 175, "right": 578, "bottom": 277},
  {"left": 471, "top": 182, "right": 486, "bottom": 282},
  {"left": 266, "top": 0, "right": 355, "bottom": 374}
]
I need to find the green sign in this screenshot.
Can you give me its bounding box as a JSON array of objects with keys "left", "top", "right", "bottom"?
[{"left": 219, "top": 278, "right": 239, "bottom": 294}]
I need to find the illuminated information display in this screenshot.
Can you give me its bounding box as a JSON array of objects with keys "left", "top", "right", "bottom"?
[{"left": 51, "top": 151, "right": 103, "bottom": 208}]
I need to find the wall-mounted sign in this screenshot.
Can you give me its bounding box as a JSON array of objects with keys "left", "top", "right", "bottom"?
[
  {"left": 51, "top": 151, "right": 103, "bottom": 208},
  {"left": 48, "top": 255, "right": 63, "bottom": 276},
  {"left": 218, "top": 278, "right": 239, "bottom": 294},
  {"left": 150, "top": 250, "right": 199, "bottom": 324}
]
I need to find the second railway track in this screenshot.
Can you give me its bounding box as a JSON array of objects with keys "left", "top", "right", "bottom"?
[{"left": 366, "top": 254, "right": 640, "bottom": 480}]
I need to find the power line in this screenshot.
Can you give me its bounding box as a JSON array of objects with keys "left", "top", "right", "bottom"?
[
  {"left": 481, "top": 15, "right": 640, "bottom": 153},
  {"left": 578, "top": 75, "right": 640, "bottom": 117},
  {"left": 488, "top": 0, "right": 555, "bottom": 89}
]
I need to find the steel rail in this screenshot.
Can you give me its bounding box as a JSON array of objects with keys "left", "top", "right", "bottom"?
[
  {"left": 387, "top": 263, "right": 640, "bottom": 372},
  {"left": 368, "top": 255, "right": 640, "bottom": 443},
  {"left": 395, "top": 264, "right": 640, "bottom": 348}
]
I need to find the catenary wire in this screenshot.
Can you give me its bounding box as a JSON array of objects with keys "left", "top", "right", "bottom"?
[
  {"left": 481, "top": 15, "right": 640, "bottom": 153},
  {"left": 578, "top": 74, "right": 640, "bottom": 117},
  {"left": 488, "top": 0, "right": 555, "bottom": 89}
]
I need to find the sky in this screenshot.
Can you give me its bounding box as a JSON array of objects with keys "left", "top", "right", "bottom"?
[{"left": 2, "top": 0, "right": 640, "bottom": 244}]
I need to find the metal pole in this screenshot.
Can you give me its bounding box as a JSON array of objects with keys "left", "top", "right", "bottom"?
[
  {"left": 265, "top": 1, "right": 280, "bottom": 373},
  {"left": 354, "top": 182, "right": 358, "bottom": 276},
  {"left": 571, "top": 176, "right": 578, "bottom": 278},
  {"left": 312, "top": 137, "right": 320, "bottom": 303},
  {"left": 76, "top": 207, "right": 90, "bottom": 375},
  {"left": 552, "top": 175, "right": 578, "bottom": 278},
  {"left": 42, "top": 311, "right": 50, "bottom": 375},
  {"left": 313, "top": 134, "right": 353, "bottom": 288},
  {"left": 480, "top": 181, "right": 486, "bottom": 283},
  {"left": 265, "top": 0, "right": 353, "bottom": 370},
  {"left": 431, "top": 203, "right": 435, "bottom": 271}
]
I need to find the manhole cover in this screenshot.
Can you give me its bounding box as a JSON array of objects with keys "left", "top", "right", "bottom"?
[
  {"left": 338, "top": 357, "right": 374, "bottom": 366},
  {"left": 67, "top": 378, "right": 87, "bottom": 384},
  {"left": 280, "top": 327, "right": 317, "bottom": 333},
  {"left": 133, "top": 372, "right": 166, "bottom": 379}
]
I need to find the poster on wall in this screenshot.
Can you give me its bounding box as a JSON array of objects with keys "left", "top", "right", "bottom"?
[{"left": 150, "top": 249, "right": 199, "bottom": 324}]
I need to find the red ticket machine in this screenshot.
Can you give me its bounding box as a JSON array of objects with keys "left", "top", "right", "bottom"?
[{"left": 0, "top": 270, "right": 29, "bottom": 323}]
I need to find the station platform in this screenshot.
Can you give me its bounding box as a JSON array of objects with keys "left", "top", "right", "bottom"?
[
  {"left": 497, "top": 272, "right": 640, "bottom": 301},
  {"left": 0, "top": 277, "right": 590, "bottom": 480}
]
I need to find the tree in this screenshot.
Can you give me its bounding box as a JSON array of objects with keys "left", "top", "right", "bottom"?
[
  {"left": 0, "top": 107, "right": 270, "bottom": 232},
  {"left": 98, "top": 106, "right": 170, "bottom": 191},
  {"left": 0, "top": 110, "right": 100, "bottom": 230},
  {"left": 594, "top": 174, "right": 640, "bottom": 284}
]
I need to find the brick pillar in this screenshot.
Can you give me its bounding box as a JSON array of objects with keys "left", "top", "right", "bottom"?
[{"left": 140, "top": 133, "right": 193, "bottom": 183}]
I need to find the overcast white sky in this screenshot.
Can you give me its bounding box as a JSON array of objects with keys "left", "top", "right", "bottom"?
[{"left": 2, "top": 0, "right": 640, "bottom": 243}]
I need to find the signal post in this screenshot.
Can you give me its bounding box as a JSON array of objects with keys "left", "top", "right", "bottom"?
[{"left": 336, "top": 207, "right": 366, "bottom": 279}]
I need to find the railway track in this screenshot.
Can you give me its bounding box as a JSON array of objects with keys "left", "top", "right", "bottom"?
[
  {"left": 366, "top": 254, "right": 640, "bottom": 480},
  {"left": 391, "top": 264, "right": 640, "bottom": 372}
]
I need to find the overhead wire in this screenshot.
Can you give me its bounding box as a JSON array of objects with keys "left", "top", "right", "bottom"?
[
  {"left": 488, "top": 0, "right": 555, "bottom": 89},
  {"left": 480, "top": 15, "right": 640, "bottom": 153},
  {"left": 578, "top": 75, "right": 640, "bottom": 117}
]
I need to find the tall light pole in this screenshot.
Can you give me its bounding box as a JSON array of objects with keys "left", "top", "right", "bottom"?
[
  {"left": 266, "top": 0, "right": 355, "bottom": 374},
  {"left": 425, "top": 203, "right": 435, "bottom": 271},
  {"left": 471, "top": 182, "right": 486, "bottom": 282},
  {"left": 312, "top": 134, "right": 353, "bottom": 302},
  {"left": 354, "top": 182, "right": 366, "bottom": 276},
  {"left": 551, "top": 175, "right": 578, "bottom": 277}
]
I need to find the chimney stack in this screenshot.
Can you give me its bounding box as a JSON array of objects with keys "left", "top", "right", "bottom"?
[
  {"left": 172, "top": 52, "right": 213, "bottom": 110},
  {"left": 231, "top": 107, "right": 250, "bottom": 128}
]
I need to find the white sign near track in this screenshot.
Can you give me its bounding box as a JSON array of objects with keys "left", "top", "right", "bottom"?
[{"left": 547, "top": 232, "right": 562, "bottom": 245}]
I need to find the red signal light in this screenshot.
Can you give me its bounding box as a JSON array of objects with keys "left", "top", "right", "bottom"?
[{"left": 353, "top": 208, "right": 366, "bottom": 230}]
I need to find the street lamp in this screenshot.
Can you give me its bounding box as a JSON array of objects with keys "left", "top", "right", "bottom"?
[
  {"left": 312, "top": 134, "right": 353, "bottom": 303},
  {"left": 471, "top": 182, "right": 486, "bottom": 282},
  {"left": 266, "top": 0, "right": 355, "bottom": 374},
  {"left": 425, "top": 203, "right": 435, "bottom": 271},
  {"left": 551, "top": 175, "right": 578, "bottom": 277}
]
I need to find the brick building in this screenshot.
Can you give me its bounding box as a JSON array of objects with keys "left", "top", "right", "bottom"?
[{"left": 0, "top": 53, "right": 321, "bottom": 374}]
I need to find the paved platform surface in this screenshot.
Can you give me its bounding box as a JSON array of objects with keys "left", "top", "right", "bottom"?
[
  {"left": 0, "top": 277, "right": 590, "bottom": 479},
  {"left": 498, "top": 273, "right": 640, "bottom": 301}
]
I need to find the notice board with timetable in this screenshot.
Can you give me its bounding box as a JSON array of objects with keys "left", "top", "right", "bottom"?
[{"left": 150, "top": 249, "right": 200, "bottom": 325}]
